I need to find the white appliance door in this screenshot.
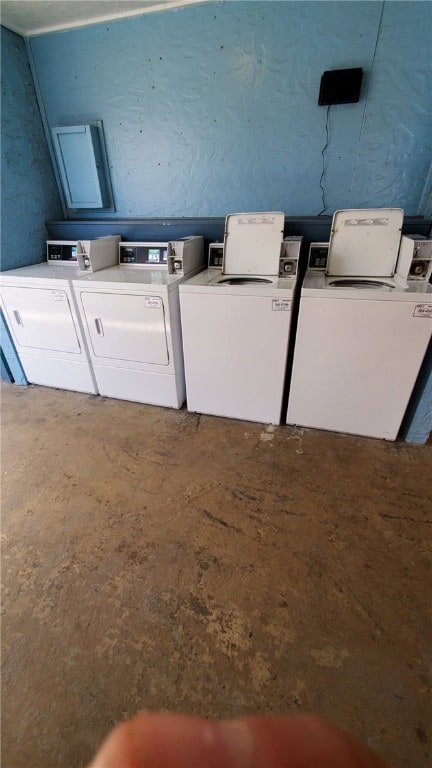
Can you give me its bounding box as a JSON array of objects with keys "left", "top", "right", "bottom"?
[
  {"left": 81, "top": 291, "right": 169, "bottom": 365},
  {"left": 181, "top": 291, "right": 291, "bottom": 424},
  {"left": 287, "top": 296, "right": 432, "bottom": 439},
  {"left": 223, "top": 212, "right": 285, "bottom": 275},
  {"left": 327, "top": 208, "right": 403, "bottom": 277},
  {"left": 1, "top": 286, "right": 81, "bottom": 353}
]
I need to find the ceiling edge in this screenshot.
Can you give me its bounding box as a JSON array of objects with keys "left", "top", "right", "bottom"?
[
  {"left": 1, "top": 0, "right": 213, "bottom": 38},
  {"left": 1, "top": 20, "right": 29, "bottom": 37}
]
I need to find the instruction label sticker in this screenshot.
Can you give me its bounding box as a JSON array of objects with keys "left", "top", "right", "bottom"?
[
  {"left": 52, "top": 291, "right": 66, "bottom": 301},
  {"left": 344, "top": 217, "right": 389, "bottom": 227},
  {"left": 238, "top": 216, "right": 276, "bottom": 225},
  {"left": 413, "top": 303, "right": 432, "bottom": 318},
  {"left": 145, "top": 297, "right": 162, "bottom": 309},
  {"left": 272, "top": 299, "right": 291, "bottom": 311}
]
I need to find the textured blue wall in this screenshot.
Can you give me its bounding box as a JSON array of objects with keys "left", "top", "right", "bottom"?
[
  {"left": 1, "top": 26, "right": 62, "bottom": 270},
  {"left": 28, "top": 1, "right": 432, "bottom": 218}
]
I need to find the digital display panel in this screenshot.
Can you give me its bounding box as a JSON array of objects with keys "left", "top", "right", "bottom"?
[
  {"left": 309, "top": 245, "right": 329, "bottom": 270},
  {"left": 209, "top": 245, "right": 224, "bottom": 268},
  {"left": 119, "top": 243, "right": 169, "bottom": 265},
  {"left": 47, "top": 243, "right": 78, "bottom": 261}
]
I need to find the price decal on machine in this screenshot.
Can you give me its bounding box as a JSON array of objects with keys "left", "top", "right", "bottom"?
[
  {"left": 238, "top": 216, "right": 276, "bottom": 226},
  {"left": 145, "top": 297, "right": 162, "bottom": 309},
  {"left": 413, "top": 303, "right": 432, "bottom": 318},
  {"left": 272, "top": 299, "right": 291, "bottom": 311},
  {"left": 52, "top": 291, "right": 66, "bottom": 301}
]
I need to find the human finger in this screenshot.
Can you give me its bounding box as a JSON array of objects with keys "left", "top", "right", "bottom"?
[{"left": 87, "top": 711, "right": 391, "bottom": 768}]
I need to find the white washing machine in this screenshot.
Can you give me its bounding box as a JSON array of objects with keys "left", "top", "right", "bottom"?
[
  {"left": 72, "top": 237, "right": 204, "bottom": 408},
  {"left": 287, "top": 209, "right": 432, "bottom": 440},
  {"left": 0, "top": 236, "right": 120, "bottom": 394},
  {"left": 179, "top": 213, "right": 300, "bottom": 425}
]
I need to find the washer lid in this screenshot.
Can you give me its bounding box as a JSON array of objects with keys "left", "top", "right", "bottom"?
[
  {"left": 328, "top": 278, "right": 395, "bottom": 290},
  {"left": 327, "top": 208, "right": 403, "bottom": 277},
  {"left": 223, "top": 212, "right": 285, "bottom": 275}
]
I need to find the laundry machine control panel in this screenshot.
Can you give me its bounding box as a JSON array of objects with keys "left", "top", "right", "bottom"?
[
  {"left": 119, "top": 242, "right": 168, "bottom": 266},
  {"left": 308, "top": 242, "right": 329, "bottom": 270},
  {"left": 208, "top": 243, "right": 224, "bottom": 269},
  {"left": 279, "top": 237, "right": 302, "bottom": 277},
  {"left": 407, "top": 237, "right": 432, "bottom": 281},
  {"left": 167, "top": 236, "right": 205, "bottom": 277},
  {"left": 397, "top": 235, "right": 432, "bottom": 282},
  {"left": 208, "top": 237, "right": 303, "bottom": 276},
  {"left": 47, "top": 236, "right": 120, "bottom": 272},
  {"left": 47, "top": 241, "right": 78, "bottom": 262},
  {"left": 119, "top": 237, "right": 204, "bottom": 277}
]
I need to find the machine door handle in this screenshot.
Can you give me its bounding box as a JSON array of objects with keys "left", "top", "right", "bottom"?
[
  {"left": 94, "top": 318, "right": 104, "bottom": 336},
  {"left": 13, "top": 310, "right": 23, "bottom": 326}
]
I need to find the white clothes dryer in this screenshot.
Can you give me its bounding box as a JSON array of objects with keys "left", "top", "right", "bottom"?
[
  {"left": 286, "top": 209, "right": 432, "bottom": 440},
  {"left": 179, "top": 212, "right": 300, "bottom": 425},
  {"left": 0, "top": 236, "right": 120, "bottom": 394},
  {"left": 72, "top": 237, "right": 204, "bottom": 408}
]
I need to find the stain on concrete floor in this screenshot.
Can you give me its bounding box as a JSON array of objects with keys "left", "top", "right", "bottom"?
[{"left": 1, "top": 382, "right": 431, "bottom": 767}]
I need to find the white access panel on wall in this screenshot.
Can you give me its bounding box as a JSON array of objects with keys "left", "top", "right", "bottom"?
[
  {"left": 51, "top": 123, "right": 113, "bottom": 210},
  {"left": 80, "top": 292, "right": 169, "bottom": 365}
]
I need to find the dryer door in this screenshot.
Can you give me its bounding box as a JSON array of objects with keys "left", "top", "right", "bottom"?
[
  {"left": 1, "top": 286, "right": 81, "bottom": 353},
  {"left": 81, "top": 291, "right": 169, "bottom": 365}
]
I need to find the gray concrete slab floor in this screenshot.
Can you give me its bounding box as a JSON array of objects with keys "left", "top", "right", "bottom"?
[{"left": 1, "top": 382, "right": 431, "bottom": 767}]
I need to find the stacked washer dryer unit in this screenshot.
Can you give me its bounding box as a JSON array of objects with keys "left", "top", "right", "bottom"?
[
  {"left": 72, "top": 237, "right": 204, "bottom": 408},
  {"left": 287, "top": 209, "right": 432, "bottom": 440},
  {"left": 179, "top": 212, "right": 301, "bottom": 425},
  {"left": 0, "top": 236, "right": 120, "bottom": 394}
]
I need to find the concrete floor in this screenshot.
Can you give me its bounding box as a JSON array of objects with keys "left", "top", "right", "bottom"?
[{"left": 1, "top": 382, "right": 431, "bottom": 768}]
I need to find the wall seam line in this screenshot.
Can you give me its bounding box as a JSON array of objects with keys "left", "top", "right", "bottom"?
[{"left": 348, "top": 0, "right": 386, "bottom": 207}]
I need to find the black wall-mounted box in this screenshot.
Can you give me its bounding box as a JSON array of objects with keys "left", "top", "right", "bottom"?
[{"left": 318, "top": 67, "right": 363, "bottom": 106}]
